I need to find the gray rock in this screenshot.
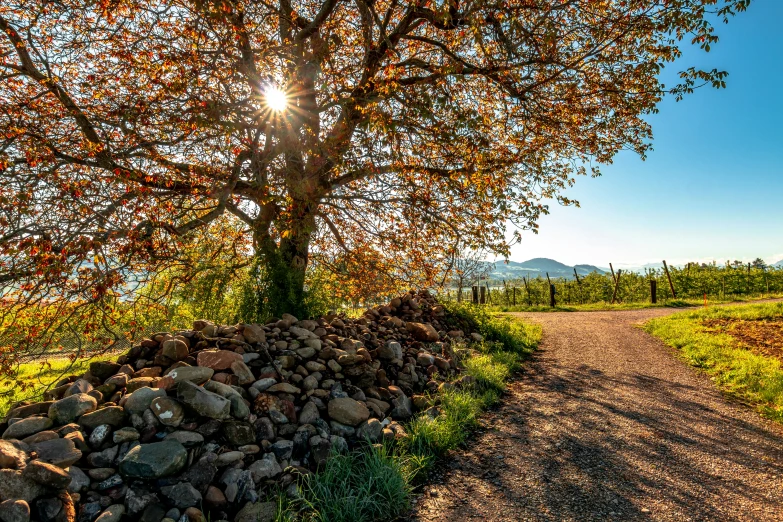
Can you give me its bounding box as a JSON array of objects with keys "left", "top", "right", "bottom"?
[
  {"left": 149, "top": 397, "right": 185, "bottom": 427},
  {"left": 251, "top": 378, "right": 277, "bottom": 392},
  {"left": 123, "top": 387, "right": 167, "bottom": 415},
  {"left": 327, "top": 397, "right": 370, "bottom": 426},
  {"left": 165, "top": 366, "right": 214, "bottom": 386},
  {"left": 68, "top": 465, "right": 90, "bottom": 493},
  {"left": 176, "top": 381, "right": 230, "bottom": 420},
  {"left": 0, "top": 469, "right": 47, "bottom": 503},
  {"left": 35, "top": 497, "right": 61, "bottom": 522},
  {"left": 161, "top": 482, "right": 202, "bottom": 509},
  {"left": 112, "top": 427, "right": 140, "bottom": 444},
  {"left": 64, "top": 379, "right": 93, "bottom": 398},
  {"left": 378, "top": 341, "right": 403, "bottom": 360},
  {"left": 48, "top": 394, "right": 97, "bottom": 425},
  {"left": 79, "top": 501, "right": 102, "bottom": 522},
  {"left": 164, "top": 431, "right": 204, "bottom": 447},
  {"left": 0, "top": 439, "right": 30, "bottom": 469},
  {"left": 298, "top": 402, "right": 320, "bottom": 424},
  {"left": 89, "top": 424, "right": 112, "bottom": 448},
  {"left": 390, "top": 394, "right": 413, "bottom": 420},
  {"left": 118, "top": 440, "right": 188, "bottom": 479},
  {"left": 79, "top": 407, "right": 126, "bottom": 430},
  {"left": 329, "top": 421, "right": 355, "bottom": 438},
  {"left": 86, "top": 445, "right": 118, "bottom": 468},
  {"left": 248, "top": 453, "right": 281, "bottom": 482},
  {"left": 161, "top": 339, "right": 189, "bottom": 361},
  {"left": 21, "top": 459, "right": 71, "bottom": 488},
  {"left": 357, "top": 418, "right": 383, "bottom": 442},
  {"left": 95, "top": 504, "right": 124, "bottom": 522},
  {"left": 234, "top": 501, "right": 276, "bottom": 522},
  {"left": 222, "top": 421, "right": 255, "bottom": 446},
  {"left": 3, "top": 417, "right": 53, "bottom": 440},
  {"left": 270, "top": 440, "right": 293, "bottom": 460},
  {"left": 0, "top": 499, "right": 30, "bottom": 522},
  {"left": 89, "top": 361, "right": 122, "bottom": 381},
  {"left": 96, "top": 474, "right": 123, "bottom": 491},
  {"left": 30, "top": 437, "right": 82, "bottom": 468}
]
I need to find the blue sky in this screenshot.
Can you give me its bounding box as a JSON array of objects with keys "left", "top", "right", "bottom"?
[{"left": 506, "top": 1, "right": 783, "bottom": 269}]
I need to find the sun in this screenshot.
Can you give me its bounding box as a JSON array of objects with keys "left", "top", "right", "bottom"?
[{"left": 265, "top": 87, "right": 288, "bottom": 112}]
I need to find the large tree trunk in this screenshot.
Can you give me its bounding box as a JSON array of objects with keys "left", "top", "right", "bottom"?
[{"left": 254, "top": 200, "right": 316, "bottom": 320}]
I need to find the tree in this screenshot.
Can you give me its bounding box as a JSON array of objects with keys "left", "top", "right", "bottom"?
[
  {"left": 1, "top": 0, "right": 750, "bottom": 321},
  {"left": 446, "top": 247, "right": 494, "bottom": 302},
  {"left": 752, "top": 258, "right": 766, "bottom": 269}
]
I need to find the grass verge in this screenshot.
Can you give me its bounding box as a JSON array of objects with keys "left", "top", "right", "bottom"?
[
  {"left": 0, "top": 355, "right": 114, "bottom": 417},
  {"left": 278, "top": 303, "right": 541, "bottom": 521},
  {"left": 645, "top": 302, "right": 783, "bottom": 423},
  {"left": 488, "top": 294, "right": 783, "bottom": 313}
]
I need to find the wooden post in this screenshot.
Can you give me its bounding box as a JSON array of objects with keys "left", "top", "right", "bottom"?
[
  {"left": 512, "top": 286, "right": 517, "bottom": 306},
  {"left": 472, "top": 285, "right": 479, "bottom": 304},
  {"left": 611, "top": 269, "right": 622, "bottom": 304},
  {"left": 573, "top": 268, "right": 583, "bottom": 304},
  {"left": 650, "top": 279, "right": 657, "bottom": 304},
  {"left": 609, "top": 263, "right": 617, "bottom": 284},
  {"left": 663, "top": 260, "right": 677, "bottom": 298},
  {"left": 485, "top": 282, "right": 492, "bottom": 304},
  {"left": 549, "top": 284, "right": 556, "bottom": 308},
  {"left": 479, "top": 285, "right": 486, "bottom": 304},
  {"left": 523, "top": 276, "right": 531, "bottom": 305},
  {"left": 747, "top": 263, "right": 751, "bottom": 294}
]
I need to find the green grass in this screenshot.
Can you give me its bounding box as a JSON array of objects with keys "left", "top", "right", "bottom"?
[
  {"left": 275, "top": 304, "right": 541, "bottom": 522},
  {"left": 0, "top": 356, "right": 112, "bottom": 417},
  {"left": 645, "top": 302, "right": 783, "bottom": 422},
  {"left": 488, "top": 293, "right": 783, "bottom": 313}
]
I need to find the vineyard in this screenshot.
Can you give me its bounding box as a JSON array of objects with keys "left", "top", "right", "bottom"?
[{"left": 442, "top": 263, "right": 783, "bottom": 308}]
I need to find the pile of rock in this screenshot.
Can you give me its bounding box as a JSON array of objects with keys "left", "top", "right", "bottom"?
[{"left": 0, "top": 291, "right": 481, "bottom": 522}]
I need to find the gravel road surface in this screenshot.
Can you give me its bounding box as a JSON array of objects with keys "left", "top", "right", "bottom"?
[{"left": 409, "top": 308, "right": 783, "bottom": 521}]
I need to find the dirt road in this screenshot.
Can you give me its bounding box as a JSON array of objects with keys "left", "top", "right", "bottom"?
[{"left": 409, "top": 308, "right": 783, "bottom": 521}]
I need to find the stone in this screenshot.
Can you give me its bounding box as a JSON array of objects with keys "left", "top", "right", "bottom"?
[
  {"left": 229, "top": 361, "right": 255, "bottom": 385},
  {"left": 112, "top": 427, "right": 140, "bottom": 444},
  {"left": 86, "top": 446, "right": 118, "bottom": 468},
  {"left": 88, "top": 468, "right": 116, "bottom": 481},
  {"left": 356, "top": 418, "right": 383, "bottom": 442},
  {"left": 64, "top": 379, "right": 93, "bottom": 398},
  {"left": 298, "top": 402, "right": 320, "bottom": 425},
  {"left": 126, "top": 377, "right": 156, "bottom": 393},
  {"left": 22, "top": 459, "right": 71, "bottom": 488},
  {"left": 79, "top": 502, "right": 102, "bottom": 522},
  {"left": 0, "top": 469, "right": 47, "bottom": 503},
  {"left": 104, "top": 374, "right": 128, "bottom": 388},
  {"left": 0, "top": 500, "right": 30, "bottom": 522},
  {"left": 162, "top": 339, "right": 189, "bottom": 361},
  {"left": 196, "top": 349, "right": 242, "bottom": 370},
  {"left": 161, "top": 483, "right": 202, "bottom": 509},
  {"left": 90, "top": 361, "right": 122, "bottom": 381},
  {"left": 251, "top": 378, "right": 277, "bottom": 392},
  {"left": 30, "top": 437, "right": 82, "bottom": 468},
  {"left": 176, "top": 381, "right": 230, "bottom": 420},
  {"left": 222, "top": 421, "right": 255, "bottom": 446},
  {"left": 378, "top": 341, "right": 403, "bottom": 360},
  {"left": 327, "top": 397, "right": 369, "bottom": 427},
  {"left": 234, "top": 501, "right": 276, "bottom": 522},
  {"left": 204, "top": 485, "right": 226, "bottom": 507},
  {"left": 118, "top": 440, "right": 188, "bottom": 479},
  {"left": 390, "top": 393, "right": 413, "bottom": 420},
  {"left": 266, "top": 383, "right": 300, "bottom": 394},
  {"left": 94, "top": 504, "right": 124, "bottom": 522},
  {"left": 178, "top": 453, "right": 217, "bottom": 493},
  {"left": 329, "top": 421, "right": 355, "bottom": 438},
  {"left": 0, "top": 439, "right": 30, "bottom": 470},
  {"left": 96, "top": 474, "right": 123, "bottom": 491},
  {"left": 149, "top": 397, "right": 185, "bottom": 427},
  {"left": 2, "top": 417, "right": 52, "bottom": 439},
  {"left": 182, "top": 507, "right": 207, "bottom": 522},
  {"left": 164, "top": 366, "right": 214, "bottom": 386},
  {"left": 48, "top": 394, "right": 97, "bottom": 425},
  {"left": 89, "top": 424, "right": 112, "bottom": 448},
  {"left": 68, "top": 466, "right": 90, "bottom": 493},
  {"left": 270, "top": 440, "right": 293, "bottom": 460},
  {"left": 35, "top": 497, "right": 61, "bottom": 522},
  {"left": 215, "top": 451, "right": 243, "bottom": 467},
  {"left": 248, "top": 453, "right": 281, "bottom": 482},
  {"left": 242, "top": 324, "right": 266, "bottom": 344},
  {"left": 164, "top": 431, "right": 204, "bottom": 447},
  {"left": 406, "top": 322, "right": 439, "bottom": 342},
  {"left": 123, "top": 387, "right": 167, "bottom": 415},
  {"left": 203, "top": 381, "right": 250, "bottom": 419},
  {"left": 79, "top": 407, "right": 126, "bottom": 430},
  {"left": 5, "top": 402, "right": 52, "bottom": 421}
]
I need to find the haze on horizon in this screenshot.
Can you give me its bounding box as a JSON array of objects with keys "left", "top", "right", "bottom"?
[{"left": 504, "top": 1, "right": 783, "bottom": 270}]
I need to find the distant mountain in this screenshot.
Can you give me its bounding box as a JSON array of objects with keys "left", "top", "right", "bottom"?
[{"left": 489, "top": 258, "right": 605, "bottom": 281}]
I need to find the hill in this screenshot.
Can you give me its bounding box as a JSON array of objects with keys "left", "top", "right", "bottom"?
[{"left": 490, "top": 258, "right": 605, "bottom": 281}]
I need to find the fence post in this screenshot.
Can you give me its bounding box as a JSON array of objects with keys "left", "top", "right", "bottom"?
[
  {"left": 513, "top": 286, "right": 517, "bottom": 306},
  {"left": 650, "top": 279, "right": 657, "bottom": 304},
  {"left": 549, "top": 284, "right": 556, "bottom": 308},
  {"left": 479, "top": 286, "right": 486, "bottom": 304},
  {"left": 663, "top": 260, "right": 677, "bottom": 298},
  {"left": 472, "top": 286, "right": 479, "bottom": 304}
]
